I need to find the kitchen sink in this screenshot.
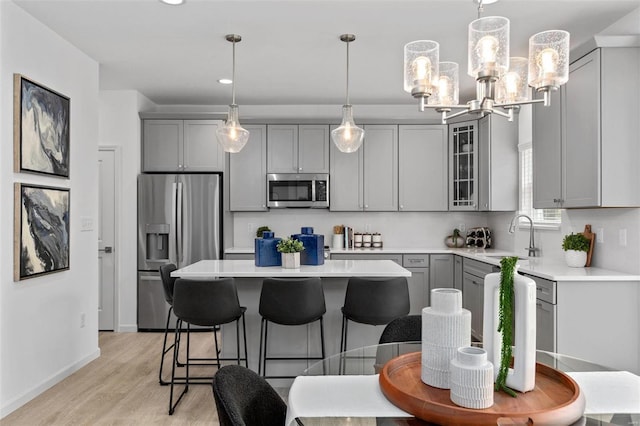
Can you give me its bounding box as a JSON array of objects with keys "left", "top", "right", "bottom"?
[{"left": 484, "top": 255, "right": 528, "bottom": 260}]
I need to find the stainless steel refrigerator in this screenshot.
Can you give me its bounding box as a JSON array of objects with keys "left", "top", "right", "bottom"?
[{"left": 137, "top": 174, "right": 222, "bottom": 330}]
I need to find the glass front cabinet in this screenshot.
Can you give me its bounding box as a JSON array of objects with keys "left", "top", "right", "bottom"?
[{"left": 449, "top": 120, "right": 478, "bottom": 210}]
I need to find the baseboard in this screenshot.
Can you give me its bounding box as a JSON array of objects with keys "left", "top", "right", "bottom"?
[
  {"left": 0, "top": 348, "right": 101, "bottom": 419},
  {"left": 117, "top": 324, "right": 138, "bottom": 333}
]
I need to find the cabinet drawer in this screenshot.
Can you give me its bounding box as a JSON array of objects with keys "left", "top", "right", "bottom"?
[
  {"left": 463, "top": 258, "right": 497, "bottom": 278},
  {"left": 331, "top": 253, "right": 403, "bottom": 265},
  {"left": 403, "top": 254, "right": 429, "bottom": 268},
  {"left": 524, "top": 274, "right": 556, "bottom": 304}
]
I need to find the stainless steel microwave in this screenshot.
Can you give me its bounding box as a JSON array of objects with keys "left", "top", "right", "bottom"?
[{"left": 267, "top": 173, "right": 329, "bottom": 208}]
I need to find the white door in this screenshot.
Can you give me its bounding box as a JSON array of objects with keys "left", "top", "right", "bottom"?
[{"left": 98, "top": 148, "right": 117, "bottom": 330}]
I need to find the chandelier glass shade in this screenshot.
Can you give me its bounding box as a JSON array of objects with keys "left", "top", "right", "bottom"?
[
  {"left": 404, "top": 4, "right": 570, "bottom": 124},
  {"left": 331, "top": 34, "right": 365, "bottom": 153},
  {"left": 216, "top": 34, "right": 250, "bottom": 153}
]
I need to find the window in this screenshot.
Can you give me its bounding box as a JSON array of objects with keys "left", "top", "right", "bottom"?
[{"left": 519, "top": 141, "right": 561, "bottom": 226}]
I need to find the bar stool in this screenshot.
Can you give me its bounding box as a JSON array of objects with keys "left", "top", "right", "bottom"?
[
  {"left": 258, "top": 277, "right": 326, "bottom": 378},
  {"left": 169, "top": 277, "right": 248, "bottom": 415},
  {"left": 158, "top": 264, "right": 221, "bottom": 386},
  {"left": 340, "top": 276, "right": 410, "bottom": 353}
]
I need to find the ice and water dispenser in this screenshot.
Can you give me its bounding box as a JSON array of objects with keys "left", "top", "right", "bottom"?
[{"left": 145, "top": 224, "right": 170, "bottom": 261}]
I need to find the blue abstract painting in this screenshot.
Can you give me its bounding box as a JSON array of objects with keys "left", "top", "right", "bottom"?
[
  {"left": 15, "top": 74, "right": 70, "bottom": 177},
  {"left": 15, "top": 184, "right": 70, "bottom": 281}
]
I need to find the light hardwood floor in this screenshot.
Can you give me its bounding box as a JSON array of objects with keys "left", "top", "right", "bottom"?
[{"left": 3, "top": 331, "right": 223, "bottom": 425}]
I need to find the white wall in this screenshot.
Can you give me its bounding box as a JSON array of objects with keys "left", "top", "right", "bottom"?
[
  {"left": 0, "top": 1, "right": 100, "bottom": 417},
  {"left": 98, "top": 90, "right": 155, "bottom": 331}
]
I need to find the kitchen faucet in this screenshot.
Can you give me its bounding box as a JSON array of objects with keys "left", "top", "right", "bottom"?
[{"left": 509, "top": 214, "right": 539, "bottom": 257}]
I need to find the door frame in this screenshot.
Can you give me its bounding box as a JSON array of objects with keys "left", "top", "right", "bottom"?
[{"left": 99, "top": 146, "right": 121, "bottom": 331}]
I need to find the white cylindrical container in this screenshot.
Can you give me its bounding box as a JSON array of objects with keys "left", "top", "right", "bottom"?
[
  {"left": 421, "top": 288, "right": 471, "bottom": 389},
  {"left": 332, "top": 234, "right": 344, "bottom": 250},
  {"left": 362, "top": 233, "right": 372, "bottom": 248},
  {"left": 450, "top": 346, "right": 494, "bottom": 409},
  {"left": 564, "top": 250, "right": 587, "bottom": 268}
]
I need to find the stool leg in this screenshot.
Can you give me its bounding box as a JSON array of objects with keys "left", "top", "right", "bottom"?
[
  {"left": 241, "top": 313, "right": 248, "bottom": 368},
  {"left": 159, "top": 306, "right": 175, "bottom": 385},
  {"left": 213, "top": 329, "right": 221, "bottom": 367},
  {"left": 319, "top": 317, "right": 326, "bottom": 375},
  {"left": 169, "top": 319, "right": 188, "bottom": 415},
  {"left": 258, "top": 318, "right": 265, "bottom": 376},
  {"left": 263, "top": 320, "right": 269, "bottom": 377}
]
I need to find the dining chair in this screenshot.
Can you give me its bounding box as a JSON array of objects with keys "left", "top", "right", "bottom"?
[
  {"left": 212, "top": 364, "right": 287, "bottom": 426},
  {"left": 258, "top": 277, "right": 326, "bottom": 378},
  {"left": 168, "top": 277, "right": 248, "bottom": 415},
  {"left": 378, "top": 314, "right": 422, "bottom": 344}
]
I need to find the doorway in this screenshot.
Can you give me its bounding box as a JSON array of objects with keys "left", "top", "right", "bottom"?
[{"left": 98, "top": 147, "right": 118, "bottom": 330}]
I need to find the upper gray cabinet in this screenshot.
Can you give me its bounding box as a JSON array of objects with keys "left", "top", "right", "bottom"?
[
  {"left": 143, "top": 119, "right": 224, "bottom": 172},
  {"left": 398, "top": 125, "right": 448, "bottom": 211},
  {"left": 449, "top": 120, "right": 478, "bottom": 210},
  {"left": 532, "top": 90, "right": 562, "bottom": 208},
  {"left": 229, "top": 125, "right": 267, "bottom": 211},
  {"left": 533, "top": 47, "right": 640, "bottom": 208},
  {"left": 267, "top": 124, "right": 329, "bottom": 173},
  {"left": 329, "top": 126, "right": 364, "bottom": 211}
]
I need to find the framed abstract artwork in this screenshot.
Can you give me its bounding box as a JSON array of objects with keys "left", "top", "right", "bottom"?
[
  {"left": 14, "top": 74, "right": 70, "bottom": 178},
  {"left": 14, "top": 183, "right": 70, "bottom": 281}
]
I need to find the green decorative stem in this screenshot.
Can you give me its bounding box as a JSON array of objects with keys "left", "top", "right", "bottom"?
[{"left": 496, "top": 256, "right": 519, "bottom": 398}]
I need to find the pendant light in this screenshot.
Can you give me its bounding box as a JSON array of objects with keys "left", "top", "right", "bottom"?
[
  {"left": 216, "top": 34, "right": 250, "bottom": 153},
  {"left": 331, "top": 34, "right": 364, "bottom": 153}
]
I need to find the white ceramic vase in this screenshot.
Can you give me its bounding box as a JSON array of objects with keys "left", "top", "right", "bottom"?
[
  {"left": 565, "top": 250, "right": 587, "bottom": 268},
  {"left": 483, "top": 266, "right": 537, "bottom": 393},
  {"left": 450, "top": 346, "right": 494, "bottom": 409},
  {"left": 281, "top": 252, "right": 300, "bottom": 269},
  {"left": 421, "top": 288, "right": 471, "bottom": 389}
]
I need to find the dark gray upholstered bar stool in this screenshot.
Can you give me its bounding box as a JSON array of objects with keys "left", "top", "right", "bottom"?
[
  {"left": 212, "top": 365, "right": 287, "bottom": 426},
  {"left": 340, "top": 276, "right": 410, "bottom": 353},
  {"left": 168, "top": 277, "right": 248, "bottom": 415},
  {"left": 378, "top": 314, "right": 422, "bottom": 344},
  {"left": 258, "top": 277, "right": 326, "bottom": 378},
  {"left": 158, "top": 264, "right": 221, "bottom": 386}
]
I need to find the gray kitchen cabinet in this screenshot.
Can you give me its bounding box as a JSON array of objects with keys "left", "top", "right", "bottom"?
[
  {"left": 229, "top": 125, "right": 268, "bottom": 211},
  {"left": 398, "top": 125, "right": 448, "bottom": 211},
  {"left": 142, "top": 119, "right": 224, "bottom": 172},
  {"left": 449, "top": 120, "right": 478, "bottom": 210},
  {"left": 363, "top": 125, "right": 398, "bottom": 211},
  {"left": 477, "top": 115, "right": 518, "bottom": 211},
  {"left": 453, "top": 255, "right": 463, "bottom": 291},
  {"left": 429, "top": 254, "right": 454, "bottom": 290},
  {"left": 533, "top": 47, "right": 640, "bottom": 208},
  {"left": 403, "top": 254, "right": 430, "bottom": 313},
  {"left": 523, "top": 273, "right": 557, "bottom": 352},
  {"left": 267, "top": 124, "right": 329, "bottom": 173},
  {"left": 532, "top": 90, "right": 563, "bottom": 208},
  {"left": 462, "top": 258, "right": 497, "bottom": 341},
  {"left": 329, "top": 124, "right": 397, "bottom": 211}
]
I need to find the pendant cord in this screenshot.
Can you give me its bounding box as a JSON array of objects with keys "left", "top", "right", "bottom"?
[
  {"left": 345, "top": 39, "right": 350, "bottom": 106},
  {"left": 231, "top": 38, "right": 236, "bottom": 105}
]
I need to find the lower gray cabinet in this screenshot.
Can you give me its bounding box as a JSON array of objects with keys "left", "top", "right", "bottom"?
[
  {"left": 403, "top": 254, "right": 429, "bottom": 314},
  {"left": 523, "top": 273, "right": 557, "bottom": 352},
  {"left": 453, "top": 255, "right": 463, "bottom": 291},
  {"left": 429, "top": 254, "right": 454, "bottom": 290}
]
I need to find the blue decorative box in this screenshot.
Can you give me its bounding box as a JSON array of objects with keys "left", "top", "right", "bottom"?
[
  {"left": 255, "top": 231, "right": 282, "bottom": 267},
  {"left": 293, "top": 227, "right": 324, "bottom": 265}
]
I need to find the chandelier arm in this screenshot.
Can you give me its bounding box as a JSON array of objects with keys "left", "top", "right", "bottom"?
[
  {"left": 441, "top": 109, "right": 471, "bottom": 121},
  {"left": 423, "top": 104, "right": 469, "bottom": 111},
  {"left": 495, "top": 98, "right": 547, "bottom": 109},
  {"left": 490, "top": 109, "right": 513, "bottom": 119}
]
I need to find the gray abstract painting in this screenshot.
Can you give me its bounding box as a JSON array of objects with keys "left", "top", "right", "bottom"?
[
  {"left": 15, "top": 184, "right": 70, "bottom": 281},
  {"left": 15, "top": 74, "right": 70, "bottom": 177}
]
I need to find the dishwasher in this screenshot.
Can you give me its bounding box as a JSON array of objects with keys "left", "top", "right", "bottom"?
[{"left": 462, "top": 258, "right": 499, "bottom": 341}]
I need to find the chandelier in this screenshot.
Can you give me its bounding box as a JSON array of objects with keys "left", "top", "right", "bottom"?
[
  {"left": 404, "top": 0, "right": 570, "bottom": 124},
  {"left": 216, "top": 34, "right": 250, "bottom": 153}
]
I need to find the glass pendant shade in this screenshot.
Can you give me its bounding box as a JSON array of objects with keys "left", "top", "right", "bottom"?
[
  {"left": 429, "top": 61, "right": 459, "bottom": 106},
  {"left": 216, "top": 104, "right": 249, "bottom": 153},
  {"left": 528, "top": 30, "right": 569, "bottom": 90},
  {"left": 331, "top": 105, "right": 364, "bottom": 153},
  {"left": 468, "top": 16, "right": 510, "bottom": 78},
  {"left": 496, "top": 57, "right": 529, "bottom": 103},
  {"left": 404, "top": 40, "right": 439, "bottom": 97}
]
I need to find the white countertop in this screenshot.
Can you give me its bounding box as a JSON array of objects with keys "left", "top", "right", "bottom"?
[
  {"left": 171, "top": 259, "right": 412, "bottom": 278},
  {"left": 224, "top": 247, "right": 640, "bottom": 282}
]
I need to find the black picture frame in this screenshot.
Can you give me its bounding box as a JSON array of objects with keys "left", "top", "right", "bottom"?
[
  {"left": 14, "top": 74, "right": 70, "bottom": 178},
  {"left": 14, "top": 183, "right": 70, "bottom": 281}
]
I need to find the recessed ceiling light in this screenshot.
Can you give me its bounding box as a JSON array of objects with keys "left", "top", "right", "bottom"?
[
  {"left": 160, "top": 0, "right": 185, "bottom": 5},
  {"left": 218, "top": 79, "right": 233, "bottom": 85}
]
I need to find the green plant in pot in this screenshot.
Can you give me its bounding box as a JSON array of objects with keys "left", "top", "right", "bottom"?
[
  {"left": 256, "top": 226, "right": 271, "bottom": 238},
  {"left": 562, "top": 233, "right": 589, "bottom": 268},
  {"left": 445, "top": 228, "right": 465, "bottom": 248},
  {"left": 277, "top": 238, "right": 304, "bottom": 269}
]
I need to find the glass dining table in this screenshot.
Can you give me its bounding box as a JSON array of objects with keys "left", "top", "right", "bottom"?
[{"left": 289, "top": 342, "right": 640, "bottom": 426}]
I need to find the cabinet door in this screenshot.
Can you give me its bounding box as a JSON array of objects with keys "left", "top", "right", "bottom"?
[
  {"left": 363, "top": 125, "right": 398, "bottom": 211},
  {"left": 453, "top": 255, "right": 463, "bottom": 291},
  {"left": 429, "top": 254, "right": 454, "bottom": 289},
  {"left": 330, "top": 127, "right": 364, "bottom": 211},
  {"left": 183, "top": 120, "right": 224, "bottom": 172},
  {"left": 449, "top": 121, "right": 478, "bottom": 210},
  {"left": 532, "top": 90, "right": 563, "bottom": 208},
  {"left": 143, "top": 120, "right": 183, "bottom": 171},
  {"left": 398, "top": 125, "right": 448, "bottom": 211},
  {"left": 298, "top": 125, "right": 329, "bottom": 173},
  {"left": 407, "top": 268, "right": 429, "bottom": 314},
  {"left": 229, "top": 125, "right": 268, "bottom": 211},
  {"left": 563, "top": 50, "right": 601, "bottom": 208},
  {"left": 462, "top": 272, "right": 483, "bottom": 341},
  {"left": 267, "top": 124, "right": 298, "bottom": 173},
  {"left": 536, "top": 299, "right": 557, "bottom": 352}
]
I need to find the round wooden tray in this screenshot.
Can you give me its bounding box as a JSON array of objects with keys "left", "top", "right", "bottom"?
[{"left": 379, "top": 352, "right": 585, "bottom": 426}]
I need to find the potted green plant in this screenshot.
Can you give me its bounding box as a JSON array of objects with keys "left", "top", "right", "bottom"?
[
  {"left": 255, "top": 226, "right": 271, "bottom": 238},
  {"left": 276, "top": 238, "right": 304, "bottom": 269},
  {"left": 445, "top": 228, "right": 465, "bottom": 248},
  {"left": 562, "top": 232, "right": 590, "bottom": 267}
]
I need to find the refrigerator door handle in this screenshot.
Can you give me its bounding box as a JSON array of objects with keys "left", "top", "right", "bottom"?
[
  {"left": 169, "top": 181, "right": 178, "bottom": 265},
  {"left": 177, "top": 181, "right": 184, "bottom": 265}
]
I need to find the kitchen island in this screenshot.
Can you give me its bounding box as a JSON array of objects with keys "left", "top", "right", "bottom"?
[{"left": 172, "top": 259, "right": 411, "bottom": 382}]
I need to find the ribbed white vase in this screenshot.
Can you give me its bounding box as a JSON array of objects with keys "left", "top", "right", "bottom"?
[
  {"left": 450, "top": 346, "right": 494, "bottom": 409},
  {"left": 421, "top": 288, "right": 471, "bottom": 389}
]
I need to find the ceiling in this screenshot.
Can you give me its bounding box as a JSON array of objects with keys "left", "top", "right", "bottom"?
[{"left": 13, "top": 0, "right": 640, "bottom": 110}]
